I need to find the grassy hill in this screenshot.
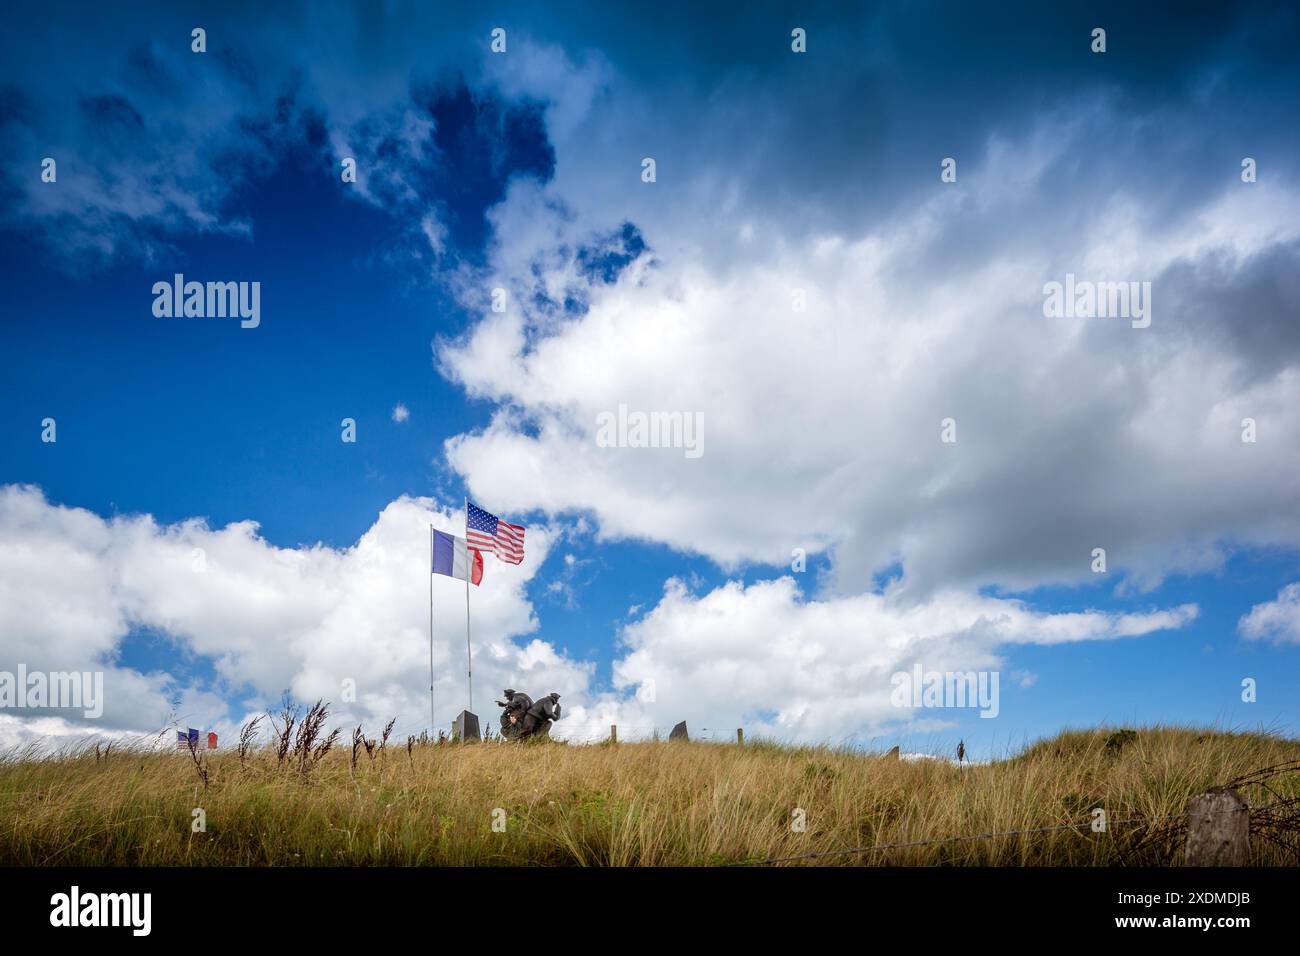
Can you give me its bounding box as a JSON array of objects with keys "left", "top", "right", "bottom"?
[{"left": 2, "top": 720, "right": 1297, "bottom": 866}]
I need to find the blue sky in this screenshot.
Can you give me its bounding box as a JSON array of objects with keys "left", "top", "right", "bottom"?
[{"left": 2, "top": 1, "right": 1299, "bottom": 757}]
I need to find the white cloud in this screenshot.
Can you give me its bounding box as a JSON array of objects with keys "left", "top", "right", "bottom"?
[
  {"left": 0, "top": 713, "right": 143, "bottom": 753},
  {"left": 440, "top": 110, "right": 1300, "bottom": 598},
  {"left": 1239, "top": 583, "right": 1300, "bottom": 644},
  {"left": 481, "top": 38, "right": 612, "bottom": 146},
  {"left": 0, "top": 485, "right": 1200, "bottom": 748},
  {"left": 0, "top": 485, "right": 588, "bottom": 745},
  {"left": 392, "top": 402, "right": 410, "bottom": 423},
  {"left": 552, "top": 576, "right": 1197, "bottom": 745}
]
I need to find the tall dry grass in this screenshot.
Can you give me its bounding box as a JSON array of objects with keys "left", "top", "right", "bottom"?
[{"left": 1, "top": 718, "right": 1297, "bottom": 866}]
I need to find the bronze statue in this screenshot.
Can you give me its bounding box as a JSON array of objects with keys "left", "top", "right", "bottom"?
[
  {"left": 496, "top": 690, "right": 561, "bottom": 740},
  {"left": 495, "top": 688, "right": 534, "bottom": 739}
]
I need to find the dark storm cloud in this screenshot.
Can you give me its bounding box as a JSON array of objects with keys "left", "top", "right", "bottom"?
[
  {"left": 0, "top": 1, "right": 557, "bottom": 268},
  {"left": 517, "top": 0, "right": 1300, "bottom": 237},
  {"left": 4, "top": 0, "right": 1297, "bottom": 266},
  {"left": 1160, "top": 241, "right": 1300, "bottom": 382}
]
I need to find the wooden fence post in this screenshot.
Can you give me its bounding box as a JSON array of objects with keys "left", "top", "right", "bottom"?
[
  {"left": 1185, "top": 788, "right": 1249, "bottom": 866},
  {"left": 610, "top": 724, "right": 617, "bottom": 744},
  {"left": 736, "top": 728, "right": 744, "bottom": 745}
]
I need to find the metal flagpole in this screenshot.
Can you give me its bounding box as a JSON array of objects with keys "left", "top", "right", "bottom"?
[
  {"left": 463, "top": 497, "right": 473, "bottom": 713},
  {"left": 436, "top": 528, "right": 441, "bottom": 738}
]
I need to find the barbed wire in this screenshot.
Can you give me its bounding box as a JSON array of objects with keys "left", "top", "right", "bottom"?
[{"left": 726, "top": 804, "right": 1262, "bottom": 866}]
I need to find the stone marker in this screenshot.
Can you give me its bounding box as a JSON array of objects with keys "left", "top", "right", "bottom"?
[
  {"left": 669, "top": 721, "right": 689, "bottom": 741},
  {"left": 452, "top": 710, "right": 481, "bottom": 742},
  {"left": 1185, "top": 787, "right": 1249, "bottom": 866}
]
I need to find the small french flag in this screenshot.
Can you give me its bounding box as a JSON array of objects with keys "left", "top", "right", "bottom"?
[
  {"left": 176, "top": 728, "right": 217, "bottom": 749},
  {"left": 431, "top": 529, "right": 484, "bottom": 586}
]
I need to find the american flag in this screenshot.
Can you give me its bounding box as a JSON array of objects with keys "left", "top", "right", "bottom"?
[{"left": 466, "top": 501, "right": 525, "bottom": 564}]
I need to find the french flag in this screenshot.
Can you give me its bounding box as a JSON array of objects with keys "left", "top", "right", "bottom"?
[
  {"left": 432, "top": 529, "right": 484, "bottom": 586},
  {"left": 176, "top": 728, "right": 217, "bottom": 750}
]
